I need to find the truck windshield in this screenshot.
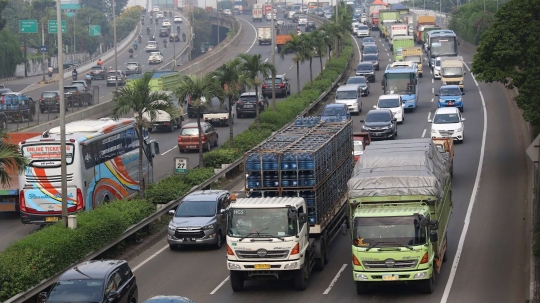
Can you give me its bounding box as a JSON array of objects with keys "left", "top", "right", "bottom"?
[
  {"left": 228, "top": 208, "right": 298, "bottom": 237},
  {"left": 353, "top": 216, "right": 427, "bottom": 247},
  {"left": 442, "top": 67, "right": 462, "bottom": 77},
  {"left": 384, "top": 73, "right": 414, "bottom": 94},
  {"left": 430, "top": 37, "right": 458, "bottom": 57}
]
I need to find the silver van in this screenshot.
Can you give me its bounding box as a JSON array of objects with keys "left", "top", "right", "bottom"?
[{"left": 335, "top": 84, "right": 362, "bottom": 114}]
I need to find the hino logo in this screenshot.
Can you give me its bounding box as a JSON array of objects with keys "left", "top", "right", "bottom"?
[
  {"left": 256, "top": 249, "right": 267, "bottom": 257},
  {"left": 385, "top": 259, "right": 396, "bottom": 267}
]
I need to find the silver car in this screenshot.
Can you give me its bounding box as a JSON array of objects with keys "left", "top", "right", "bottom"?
[
  {"left": 106, "top": 70, "right": 126, "bottom": 86},
  {"left": 167, "top": 190, "right": 231, "bottom": 250}
]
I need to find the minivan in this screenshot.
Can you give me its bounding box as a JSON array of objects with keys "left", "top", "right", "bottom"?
[{"left": 335, "top": 84, "right": 362, "bottom": 114}]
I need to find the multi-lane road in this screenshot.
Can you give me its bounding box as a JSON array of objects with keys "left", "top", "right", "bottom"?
[{"left": 127, "top": 17, "right": 531, "bottom": 303}]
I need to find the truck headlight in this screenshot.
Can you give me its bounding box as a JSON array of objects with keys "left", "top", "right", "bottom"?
[
  {"left": 459, "top": 81, "right": 463, "bottom": 84},
  {"left": 201, "top": 223, "right": 215, "bottom": 230},
  {"left": 228, "top": 263, "right": 241, "bottom": 270},
  {"left": 284, "top": 262, "right": 298, "bottom": 269},
  {"left": 354, "top": 273, "right": 369, "bottom": 280},
  {"left": 414, "top": 272, "right": 427, "bottom": 279}
]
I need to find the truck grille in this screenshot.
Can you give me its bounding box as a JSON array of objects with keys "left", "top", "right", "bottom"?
[
  {"left": 235, "top": 249, "right": 289, "bottom": 259},
  {"left": 174, "top": 228, "right": 204, "bottom": 239},
  {"left": 446, "top": 81, "right": 460, "bottom": 85},
  {"left": 363, "top": 259, "right": 418, "bottom": 269}
]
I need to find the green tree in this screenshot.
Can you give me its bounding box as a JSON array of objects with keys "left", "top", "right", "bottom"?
[
  {"left": 0, "top": 130, "right": 28, "bottom": 186},
  {"left": 300, "top": 33, "right": 315, "bottom": 88},
  {"left": 319, "top": 23, "right": 336, "bottom": 63},
  {"left": 471, "top": 0, "right": 540, "bottom": 125},
  {"left": 0, "top": 29, "right": 24, "bottom": 78},
  {"left": 175, "top": 74, "right": 224, "bottom": 167},
  {"left": 311, "top": 30, "right": 327, "bottom": 76},
  {"left": 448, "top": 1, "right": 496, "bottom": 45},
  {"left": 111, "top": 72, "right": 174, "bottom": 198},
  {"left": 211, "top": 58, "right": 245, "bottom": 148},
  {"left": 238, "top": 53, "right": 276, "bottom": 127},
  {"left": 72, "top": 7, "right": 111, "bottom": 55},
  {"left": 281, "top": 34, "right": 306, "bottom": 96},
  {"left": 79, "top": 0, "right": 129, "bottom": 18},
  {"left": 190, "top": 8, "right": 212, "bottom": 56},
  {"left": 0, "top": 0, "right": 7, "bottom": 30}
]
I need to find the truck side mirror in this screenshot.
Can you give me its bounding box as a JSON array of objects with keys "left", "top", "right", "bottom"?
[
  {"left": 429, "top": 231, "right": 438, "bottom": 242},
  {"left": 430, "top": 220, "right": 439, "bottom": 230},
  {"left": 298, "top": 213, "right": 308, "bottom": 224}
]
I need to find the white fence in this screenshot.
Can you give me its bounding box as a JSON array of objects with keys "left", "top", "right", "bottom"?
[{"left": 14, "top": 52, "right": 91, "bottom": 77}]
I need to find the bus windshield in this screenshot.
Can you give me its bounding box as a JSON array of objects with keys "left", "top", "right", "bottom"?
[
  {"left": 384, "top": 73, "right": 415, "bottom": 95},
  {"left": 21, "top": 143, "right": 75, "bottom": 165},
  {"left": 430, "top": 37, "right": 458, "bottom": 57}
]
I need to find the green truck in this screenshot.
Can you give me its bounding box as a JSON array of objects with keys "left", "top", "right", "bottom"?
[
  {"left": 422, "top": 26, "right": 441, "bottom": 52},
  {"left": 348, "top": 139, "right": 452, "bottom": 295},
  {"left": 378, "top": 9, "right": 400, "bottom": 38},
  {"left": 126, "top": 70, "right": 181, "bottom": 91},
  {"left": 392, "top": 35, "right": 415, "bottom": 61}
]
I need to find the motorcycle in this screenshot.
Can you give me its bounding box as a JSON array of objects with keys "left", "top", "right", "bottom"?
[
  {"left": 85, "top": 78, "right": 92, "bottom": 86},
  {"left": 147, "top": 28, "right": 151, "bottom": 35},
  {"left": 141, "top": 20, "right": 144, "bottom": 25},
  {"left": 163, "top": 41, "right": 168, "bottom": 48},
  {"left": 134, "top": 44, "right": 138, "bottom": 50},
  {"left": 72, "top": 74, "right": 77, "bottom": 81},
  {"left": 138, "top": 36, "right": 142, "bottom": 43},
  {"left": 182, "top": 34, "right": 186, "bottom": 42},
  {"left": 48, "top": 71, "right": 53, "bottom": 77},
  {"left": 169, "top": 11, "right": 172, "bottom": 17},
  {"left": 129, "top": 52, "right": 133, "bottom": 59}
]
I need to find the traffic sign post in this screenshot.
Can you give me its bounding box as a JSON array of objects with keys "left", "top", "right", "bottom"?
[
  {"left": 174, "top": 157, "right": 189, "bottom": 174},
  {"left": 48, "top": 20, "right": 66, "bottom": 34},
  {"left": 89, "top": 25, "right": 101, "bottom": 36},
  {"left": 40, "top": 46, "right": 47, "bottom": 53},
  {"left": 19, "top": 20, "right": 38, "bottom": 33}
]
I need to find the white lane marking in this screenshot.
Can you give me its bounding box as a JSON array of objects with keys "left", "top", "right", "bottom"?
[
  {"left": 243, "top": 19, "right": 258, "bottom": 54},
  {"left": 384, "top": 48, "right": 387, "bottom": 52},
  {"left": 289, "top": 65, "right": 293, "bottom": 69},
  {"left": 265, "top": 58, "right": 269, "bottom": 62},
  {"left": 323, "top": 264, "right": 348, "bottom": 294},
  {"left": 431, "top": 98, "right": 434, "bottom": 103},
  {"left": 389, "top": 58, "right": 391, "bottom": 62},
  {"left": 427, "top": 112, "right": 431, "bottom": 120},
  {"left": 432, "top": 87, "right": 434, "bottom": 94},
  {"left": 440, "top": 63, "right": 488, "bottom": 303},
  {"left": 421, "top": 129, "right": 426, "bottom": 138},
  {"left": 430, "top": 69, "right": 433, "bottom": 74},
  {"left": 432, "top": 78, "right": 434, "bottom": 84},
  {"left": 210, "top": 276, "right": 230, "bottom": 294},
  {"left": 132, "top": 244, "right": 169, "bottom": 272},
  {"left": 162, "top": 145, "right": 177, "bottom": 155}
]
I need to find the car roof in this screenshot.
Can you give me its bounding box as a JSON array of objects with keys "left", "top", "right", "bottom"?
[
  {"left": 378, "top": 94, "right": 400, "bottom": 100},
  {"left": 183, "top": 190, "right": 229, "bottom": 202},
  {"left": 182, "top": 122, "right": 211, "bottom": 128},
  {"left": 266, "top": 74, "right": 285, "bottom": 79},
  {"left": 337, "top": 84, "right": 360, "bottom": 91},
  {"left": 60, "top": 260, "right": 126, "bottom": 280},
  {"left": 435, "top": 107, "right": 460, "bottom": 114},
  {"left": 241, "top": 92, "right": 257, "bottom": 96},
  {"left": 325, "top": 103, "right": 347, "bottom": 108},
  {"left": 127, "top": 62, "right": 139, "bottom": 64},
  {"left": 357, "top": 62, "right": 373, "bottom": 67},
  {"left": 367, "top": 109, "right": 392, "bottom": 115},
  {"left": 347, "top": 76, "right": 367, "bottom": 81},
  {"left": 42, "top": 91, "right": 60, "bottom": 94},
  {"left": 440, "top": 85, "right": 461, "bottom": 90}
]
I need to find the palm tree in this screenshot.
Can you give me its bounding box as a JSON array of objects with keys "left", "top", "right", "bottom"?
[
  {"left": 300, "top": 33, "right": 315, "bottom": 88},
  {"left": 175, "top": 74, "right": 224, "bottom": 167},
  {"left": 319, "top": 23, "right": 335, "bottom": 63},
  {"left": 210, "top": 58, "right": 244, "bottom": 148},
  {"left": 311, "top": 30, "right": 327, "bottom": 76},
  {"left": 237, "top": 53, "right": 276, "bottom": 127},
  {"left": 111, "top": 72, "right": 175, "bottom": 198},
  {"left": 280, "top": 34, "right": 306, "bottom": 96},
  {"left": 0, "top": 130, "right": 28, "bottom": 187}
]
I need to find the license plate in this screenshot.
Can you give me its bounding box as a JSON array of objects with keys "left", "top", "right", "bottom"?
[
  {"left": 212, "top": 118, "right": 220, "bottom": 122},
  {"left": 0, "top": 204, "right": 16, "bottom": 211},
  {"left": 244, "top": 104, "right": 254, "bottom": 108},
  {"left": 382, "top": 274, "right": 399, "bottom": 281},
  {"left": 45, "top": 217, "right": 59, "bottom": 222},
  {"left": 188, "top": 146, "right": 196, "bottom": 149},
  {"left": 254, "top": 264, "right": 270, "bottom": 269},
  {"left": 448, "top": 102, "right": 454, "bottom": 106}
]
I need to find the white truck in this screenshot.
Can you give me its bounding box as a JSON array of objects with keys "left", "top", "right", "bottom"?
[
  {"left": 258, "top": 26, "right": 272, "bottom": 45},
  {"left": 440, "top": 56, "right": 465, "bottom": 90},
  {"left": 389, "top": 24, "right": 408, "bottom": 50},
  {"left": 226, "top": 119, "right": 353, "bottom": 291},
  {"left": 252, "top": 4, "right": 263, "bottom": 22},
  {"left": 140, "top": 92, "right": 184, "bottom": 132},
  {"left": 202, "top": 96, "right": 235, "bottom": 126}
]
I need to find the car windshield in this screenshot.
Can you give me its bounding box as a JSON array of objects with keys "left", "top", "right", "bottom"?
[
  {"left": 357, "top": 64, "right": 372, "bottom": 71},
  {"left": 147, "top": 42, "right": 156, "bottom": 46},
  {"left": 358, "top": 25, "right": 368, "bottom": 30},
  {"left": 64, "top": 87, "right": 78, "bottom": 93},
  {"left": 175, "top": 201, "right": 216, "bottom": 217},
  {"left": 127, "top": 63, "right": 138, "bottom": 67},
  {"left": 322, "top": 106, "right": 346, "bottom": 116},
  {"left": 363, "top": 38, "right": 374, "bottom": 43},
  {"left": 364, "top": 46, "right": 377, "bottom": 53},
  {"left": 228, "top": 208, "right": 298, "bottom": 237},
  {"left": 347, "top": 77, "right": 367, "bottom": 85},
  {"left": 71, "top": 82, "right": 84, "bottom": 87},
  {"left": 336, "top": 90, "right": 357, "bottom": 100},
  {"left": 378, "top": 98, "right": 400, "bottom": 108},
  {"left": 47, "top": 279, "right": 105, "bottom": 303},
  {"left": 433, "top": 113, "right": 460, "bottom": 124},
  {"left": 240, "top": 96, "right": 257, "bottom": 102},
  {"left": 439, "top": 87, "right": 461, "bottom": 96},
  {"left": 353, "top": 216, "right": 427, "bottom": 247},
  {"left": 42, "top": 92, "right": 58, "bottom": 98},
  {"left": 264, "top": 78, "right": 282, "bottom": 84},
  {"left": 363, "top": 55, "right": 378, "bottom": 61},
  {"left": 365, "top": 112, "right": 391, "bottom": 122},
  {"left": 181, "top": 127, "right": 199, "bottom": 135}
]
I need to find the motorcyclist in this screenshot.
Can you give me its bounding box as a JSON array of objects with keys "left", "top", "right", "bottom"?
[
  {"left": 47, "top": 66, "right": 53, "bottom": 77},
  {"left": 97, "top": 58, "right": 103, "bottom": 65},
  {"left": 163, "top": 39, "right": 168, "bottom": 47},
  {"left": 147, "top": 26, "right": 151, "bottom": 35},
  {"left": 133, "top": 41, "right": 138, "bottom": 49},
  {"left": 85, "top": 73, "right": 92, "bottom": 85},
  {"left": 138, "top": 35, "right": 142, "bottom": 43},
  {"left": 109, "top": 66, "right": 113, "bottom": 71},
  {"left": 72, "top": 68, "right": 78, "bottom": 80},
  {"left": 128, "top": 47, "right": 134, "bottom": 58},
  {"left": 182, "top": 33, "right": 186, "bottom": 41},
  {"left": 176, "top": 25, "right": 181, "bottom": 33},
  {"left": 155, "top": 18, "right": 158, "bottom": 24}
]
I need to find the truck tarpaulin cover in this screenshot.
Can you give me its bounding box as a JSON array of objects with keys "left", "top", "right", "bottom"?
[
  {"left": 348, "top": 139, "right": 450, "bottom": 198},
  {"left": 371, "top": 0, "right": 389, "bottom": 6}
]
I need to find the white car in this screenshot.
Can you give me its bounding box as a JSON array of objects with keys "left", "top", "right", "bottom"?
[
  {"left": 266, "top": 12, "right": 276, "bottom": 21},
  {"left": 373, "top": 94, "right": 404, "bottom": 123},
  {"left": 153, "top": 6, "right": 160, "bottom": 12},
  {"left": 174, "top": 16, "right": 182, "bottom": 23},
  {"left": 162, "top": 19, "right": 171, "bottom": 27},
  {"left": 428, "top": 107, "right": 465, "bottom": 143},
  {"left": 156, "top": 12, "right": 164, "bottom": 18},
  {"left": 352, "top": 22, "right": 359, "bottom": 35},
  {"left": 148, "top": 52, "right": 164, "bottom": 64},
  {"left": 223, "top": 9, "right": 232, "bottom": 15},
  {"left": 145, "top": 41, "right": 158, "bottom": 52},
  {"left": 298, "top": 16, "right": 308, "bottom": 25},
  {"left": 276, "top": 19, "right": 285, "bottom": 25},
  {"left": 433, "top": 57, "right": 442, "bottom": 79}
]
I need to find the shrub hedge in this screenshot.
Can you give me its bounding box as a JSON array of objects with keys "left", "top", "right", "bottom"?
[
  {"left": 0, "top": 199, "right": 155, "bottom": 301},
  {"left": 145, "top": 167, "right": 215, "bottom": 204}
]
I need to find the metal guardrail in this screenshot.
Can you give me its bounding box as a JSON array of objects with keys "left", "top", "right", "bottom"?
[{"left": 4, "top": 14, "right": 354, "bottom": 303}]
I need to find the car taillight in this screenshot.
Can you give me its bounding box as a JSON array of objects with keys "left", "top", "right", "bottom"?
[
  {"left": 201, "top": 134, "right": 207, "bottom": 141},
  {"left": 19, "top": 190, "right": 27, "bottom": 213},
  {"left": 177, "top": 136, "right": 182, "bottom": 142},
  {"left": 279, "top": 83, "right": 285, "bottom": 88},
  {"left": 1, "top": 96, "right": 4, "bottom": 104},
  {"left": 237, "top": 100, "right": 241, "bottom": 104},
  {"left": 261, "top": 84, "right": 267, "bottom": 89},
  {"left": 39, "top": 97, "right": 43, "bottom": 102}
]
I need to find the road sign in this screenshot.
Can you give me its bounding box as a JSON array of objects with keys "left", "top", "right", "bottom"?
[
  {"left": 48, "top": 20, "right": 66, "bottom": 34},
  {"left": 40, "top": 46, "right": 47, "bottom": 53},
  {"left": 89, "top": 25, "right": 101, "bottom": 36},
  {"left": 174, "top": 157, "right": 188, "bottom": 174},
  {"left": 526, "top": 133, "right": 540, "bottom": 168},
  {"left": 19, "top": 20, "right": 38, "bottom": 33}
]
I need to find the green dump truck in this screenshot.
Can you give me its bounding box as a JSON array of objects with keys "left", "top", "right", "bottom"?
[
  {"left": 378, "top": 9, "right": 400, "bottom": 38},
  {"left": 392, "top": 35, "right": 414, "bottom": 61},
  {"left": 348, "top": 138, "right": 452, "bottom": 295},
  {"left": 126, "top": 70, "right": 181, "bottom": 92}
]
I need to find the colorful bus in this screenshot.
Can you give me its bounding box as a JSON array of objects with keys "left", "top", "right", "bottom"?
[{"left": 18, "top": 118, "right": 160, "bottom": 225}]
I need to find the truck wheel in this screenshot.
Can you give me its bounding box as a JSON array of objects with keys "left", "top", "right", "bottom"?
[
  {"left": 355, "top": 281, "right": 369, "bottom": 294},
  {"left": 293, "top": 266, "right": 309, "bottom": 291},
  {"left": 230, "top": 270, "right": 244, "bottom": 291},
  {"left": 419, "top": 272, "right": 435, "bottom": 294},
  {"left": 168, "top": 123, "right": 175, "bottom": 132},
  {"left": 314, "top": 238, "right": 326, "bottom": 271}
]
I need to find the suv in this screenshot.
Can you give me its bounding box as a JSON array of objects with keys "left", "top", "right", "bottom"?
[
  {"left": 90, "top": 65, "right": 106, "bottom": 80},
  {"left": 167, "top": 190, "right": 231, "bottom": 249},
  {"left": 64, "top": 86, "right": 93, "bottom": 107},
  {"left": 355, "top": 62, "right": 376, "bottom": 82},
  {"left": 177, "top": 122, "right": 218, "bottom": 152},
  {"left": 71, "top": 80, "right": 91, "bottom": 92},
  {"left": 236, "top": 92, "right": 267, "bottom": 118},
  {"left": 305, "top": 21, "right": 316, "bottom": 32},
  {"left": 106, "top": 70, "right": 126, "bottom": 86},
  {"left": 39, "top": 260, "right": 138, "bottom": 303},
  {"left": 360, "top": 109, "right": 398, "bottom": 140},
  {"left": 262, "top": 75, "right": 290, "bottom": 97},
  {"left": 125, "top": 62, "right": 142, "bottom": 75},
  {"left": 39, "top": 91, "right": 63, "bottom": 113},
  {"left": 159, "top": 27, "right": 169, "bottom": 37}
]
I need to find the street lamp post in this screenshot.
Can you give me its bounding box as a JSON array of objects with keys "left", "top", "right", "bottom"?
[
  {"left": 113, "top": 0, "right": 118, "bottom": 89},
  {"left": 271, "top": 0, "right": 276, "bottom": 111},
  {"left": 41, "top": 20, "right": 46, "bottom": 82}
]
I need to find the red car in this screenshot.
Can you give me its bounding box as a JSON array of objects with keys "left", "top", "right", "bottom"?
[{"left": 178, "top": 122, "right": 219, "bottom": 152}]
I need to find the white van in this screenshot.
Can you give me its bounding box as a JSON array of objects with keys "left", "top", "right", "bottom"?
[{"left": 335, "top": 84, "right": 362, "bottom": 114}]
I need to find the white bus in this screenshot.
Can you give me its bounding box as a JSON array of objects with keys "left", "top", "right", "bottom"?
[{"left": 18, "top": 118, "right": 160, "bottom": 225}]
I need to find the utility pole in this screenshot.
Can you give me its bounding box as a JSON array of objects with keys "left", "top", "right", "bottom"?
[
  {"left": 56, "top": 0, "right": 68, "bottom": 227},
  {"left": 73, "top": 13, "right": 76, "bottom": 53},
  {"left": 113, "top": 0, "right": 118, "bottom": 88},
  {"left": 41, "top": 20, "right": 46, "bottom": 82},
  {"left": 271, "top": 0, "right": 276, "bottom": 111}
]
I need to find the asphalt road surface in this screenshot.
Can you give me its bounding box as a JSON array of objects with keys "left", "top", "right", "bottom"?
[{"left": 127, "top": 20, "right": 530, "bottom": 303}]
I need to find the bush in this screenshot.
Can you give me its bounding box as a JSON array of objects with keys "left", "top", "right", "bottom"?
[
  {"left": 145, "top": 168, "right": 215, "bottom": 204},
  {"left": 0, "top": 199, "right": 155, "bottom": 301},
  {"left": 203, "top": 148, "right": 242, "bottom": 168}
]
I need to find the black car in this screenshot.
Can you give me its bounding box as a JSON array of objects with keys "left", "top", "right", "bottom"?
[
  {"left": 236, "top": 92, "right": 268, "bottom": 118},
  {"left": 262, "top": 75, "right": 290, "bottom": 97},
  {"left": 39, "top": 91, "right": 63, "bottom": 113},
  {"left": 362, "top": 44, "right": 378, "bottom": 56},
  {"left": 64, "top": 86, "right": 93, "bottom": 107},
  {"left": 355, "top": 63, "right": 376, "bottom": 82},
  {"left": 39, "top": 260, "right": 138, "bottom": 303},
  {"left": 159, "top": 27, "right": 169, "bottom": 37},
  {"left": 305, "top": 21, "right": 316, "bottom": 32},
  {"left": 90, "top": 65, "right": 106, "bottom": 80},
  {"left": 362, "top": 53, "right": 380, "bottom": 71},
  {"left": 346, "top": 76, "right": 370, "bottom": 96},
  {"left": 360, "top": 109, "right": 398, "bottom": 140}
]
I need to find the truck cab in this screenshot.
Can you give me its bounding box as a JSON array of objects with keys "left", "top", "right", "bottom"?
[
  {"left": 382, "top": 67, "right": 418, "bottom": 110},
  {"left": 440, "top": 56, "right": 465, "bottom": 90}
]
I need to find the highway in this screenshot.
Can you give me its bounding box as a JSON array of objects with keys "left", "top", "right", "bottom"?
[{"left": 127, "top": 18, "right": 530, "bottom": 303}]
